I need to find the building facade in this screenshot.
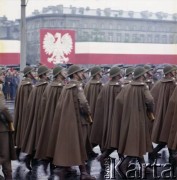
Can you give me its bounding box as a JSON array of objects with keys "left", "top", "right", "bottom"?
[{"left": 0, "top": 5, "right": 177, "bottom": 64}]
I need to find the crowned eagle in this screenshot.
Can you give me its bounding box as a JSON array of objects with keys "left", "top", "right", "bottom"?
[{"left": 43, "top": 32, "right": 73, "bottom": 64}]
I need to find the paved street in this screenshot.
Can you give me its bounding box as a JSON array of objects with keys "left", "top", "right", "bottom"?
[{"left": 0, "top": 100, "right": 177, "bottom": 179}]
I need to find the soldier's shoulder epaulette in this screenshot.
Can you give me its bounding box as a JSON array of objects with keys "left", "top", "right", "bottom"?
[
  {"left": 131, "top": 82, "right": 145, "bottom": 86},
  {"left": 36, "top": 81, "right": 48, "bottom": 87},
  {"left": 121, "top": 84, "right": 125, "bottom": 88},
  {"left": 65, "top": 83, "right": 77, "bottom": 89},
  {"left": 21, "top": 81, "right": 32, "bottom": 86},
  {"left": 145, "top": 84, "right": 149, "bottom": 90}
]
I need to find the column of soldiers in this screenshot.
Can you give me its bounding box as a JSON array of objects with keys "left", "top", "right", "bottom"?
[{"left": 1, "top": 63, "right": 177, "bottom": 179}]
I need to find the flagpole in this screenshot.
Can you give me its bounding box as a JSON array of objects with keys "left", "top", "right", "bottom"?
[{"left": 20, "top": 0, "right": 26, "bottom": 80}]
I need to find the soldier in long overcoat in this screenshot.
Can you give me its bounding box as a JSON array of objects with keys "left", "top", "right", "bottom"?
[
  {"left": 84, "top": 66, "right": 103, "bottom": 158},
  {"left": 111, "top": 67, "right": 154, "bottom": 178},
  {"left": 21, "top": 66, "right": 49, "bottom": 170},
  {"left": 51, "top": 65, "right": 95, "bottom": 180},
  {"left": 122, "top": 67, "right": 134, "bottom": 85},
  {"left": 0, "top": 69, "right": 16, "bottom": 179},
  {"left": 14, "top": 66, "right": 34, "bottom": 160},
  {"left": 35, "top": 66, "right": 66, "bottom": 173},
  {"left": 149, "top": 65, "right": 177, "bottom": 162},
  {"left": 144, "top": 65, "right": 155, "bottom": 90},
  {"left": 162, "top": 86, "right": 177, "bottom": 165},
  {"left": 90, "top": 66, "right": 124, "bottom": 167}
]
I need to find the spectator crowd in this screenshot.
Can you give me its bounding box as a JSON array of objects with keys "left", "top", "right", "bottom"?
[{"left": 2, "top": 69, "right": 20, "bottom": 100}]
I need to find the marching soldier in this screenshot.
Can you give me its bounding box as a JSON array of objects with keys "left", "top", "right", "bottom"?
[
  {"left": 172, "top": 65, "right": 177, "bottom": 81},
  {"left": 144, "top": 65, "right": 154, "bottom": 90},
  {"left": 90, "top": 66, "right": 124, "bottom": 167},
  {"left": 149, "top": 65, "right": 177, "bottom": 163},
  {"left": 21, "top": 65, "right": 49, "bottom": 170},
  {"left": 14, "top": 66, "right": 34, "bottom": 160},
  {"left": 123, "top": 66, "right": 134, "bottom": 85},
  {"left": 35, "top": 66, "right": 66, "bottom": 174},
  {"left": 163, "top": 85, "right": 177, "bottom": 165},
  {"left": 84, "top": 66, "right": 103, "bottom": 158},
  {"left": 84, "top": 66, "right": 103, "bottom": 119},
  {"left": 0, "top": 69, "right": 16, "bottom": 179},
  {"left": 111, "top": 67, "right": 154, "bottom": 178},
  {"left": 51, "top": 65, "right": 95, "bottom": 180}
]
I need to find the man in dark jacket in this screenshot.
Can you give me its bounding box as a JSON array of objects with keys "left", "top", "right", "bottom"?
[{"left": 0, "top": 69, "right": 16, "bottom": 179}]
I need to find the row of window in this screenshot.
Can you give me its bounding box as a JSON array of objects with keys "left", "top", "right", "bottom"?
[
  {"left": 26, "top": 29, "right": 177, "bottom": 44},
  {"left": 78, "top": 32, "right": 176, "bottom": 43},
  {"left": 27, "top": 20, "right": 177, "bottom": 33}
]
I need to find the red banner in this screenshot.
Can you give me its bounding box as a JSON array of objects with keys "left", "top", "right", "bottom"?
[{"left": 40, "top": 29, "right": 75, "bottom": 68}]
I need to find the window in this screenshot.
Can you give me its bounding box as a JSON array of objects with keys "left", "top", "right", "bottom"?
[
  {"left": 109, "top": 24, "right": 113, "bottom": 29},
  {"left": 117, "top": 33, "right": 121, "bottom": 42},
  {"left": 125, "top": 33, "right": 129, "bottom": 42},
  {"left": 132, "top": 34, "right": 138, "bottom": 42},
  {"left": 108, "top": 33, "right": 113, "bottom": 41},
  {"left": 162, "top": 35, "right": 167, "bottom": 43},
  {"left": 117, "top": 24, "right": 121, "bottom": 30},
  {"left": 140, "top": 34, "right": 145, "bottom": 43},
  {"left": 154, "top": 35, "right": 160, "bottom": 43},
  {"left": 93, "top": 23, "right": 96, "bottom": 28},
  {"left": 169, "top": 35, "right": 174, "bottom": 43},
  {"left": 147, "top": 34, "right": 152, "bottom": 43}
]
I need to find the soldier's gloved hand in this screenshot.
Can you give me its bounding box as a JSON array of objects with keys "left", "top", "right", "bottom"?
[{"left": 9, "top": 122, "right": 15, "bottom": 132}]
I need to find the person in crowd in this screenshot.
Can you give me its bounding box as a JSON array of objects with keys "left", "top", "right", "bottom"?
[
  {"left": 0, "top": 69, "right": 16, "bottom": 179},
  {"left": 21, "top": 65, "right": 50, "bottom": 171},
  {"left": 122, "top": 66, "right": 134, "bottom": 85},
  {"left": 14, "top": 66, "right": 34, "bottom": 160},
  {"left": 144, "top": 65, "right": 155, "bottom": 90}
]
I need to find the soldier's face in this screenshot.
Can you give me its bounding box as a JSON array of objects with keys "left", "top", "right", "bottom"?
[
  {"left": 172, "top": 70, "right": 177, "bottom": 77},
  {"left": 61, "top": 69, "right": 67, "bottom": 79},
  {"left": 142, "top": 73, "right": 147, "bottom": 81},
  {"left": 99, "top": 71, "right": 103, "bottom": 78},
  {"left": 147, "top": 71, "right": 153, "bottom": 78},
  {"left": 77, "top": 71, "right": 84, "bottom": 80}
]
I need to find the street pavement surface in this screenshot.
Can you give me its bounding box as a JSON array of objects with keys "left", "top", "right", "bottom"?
[{"left": 0, "top": 100, "right": 176, "bottom": 180}]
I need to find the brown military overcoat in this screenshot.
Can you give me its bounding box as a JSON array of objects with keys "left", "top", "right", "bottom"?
[
  {"left": 0, "top": 90, "right": 16, "bottom": 163},
  {"left": 111, "top": 82, "right": 154, "bottom": 157},
  {"left": 84, "top": 79, "right": 103, "bottom": 119},
  {"left": 151, "top": 78, "right": 176, "bottom": 144},
  {"left": 52, "top": 80, "right": 90, "bottom": 166},
  {"left": 162, "top": 86, "right": 177, "bottom": 150},
  {"left": 35, "top": 80, "right": 64, "bottom": 160},
  {"left": 90, "top": 80, "right": 122, "bottom": 150},
  {"left": 14, "top": 78, "right": 33, "bottom": 149},
  {"left": 21, "top": 79, "right": 48, "bottom": 155}
]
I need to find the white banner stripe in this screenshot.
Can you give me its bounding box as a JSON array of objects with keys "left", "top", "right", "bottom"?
[
  {"left": 0, "top": 40, "right": 20, "bottom": 53},
  {"left": 76, "top": 42, "right": 177, "bottom": 55}
]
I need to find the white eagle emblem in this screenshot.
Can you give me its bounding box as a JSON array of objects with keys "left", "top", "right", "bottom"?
[{"left": 43, "top": 32, "right": 73, "bottom": 64}]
